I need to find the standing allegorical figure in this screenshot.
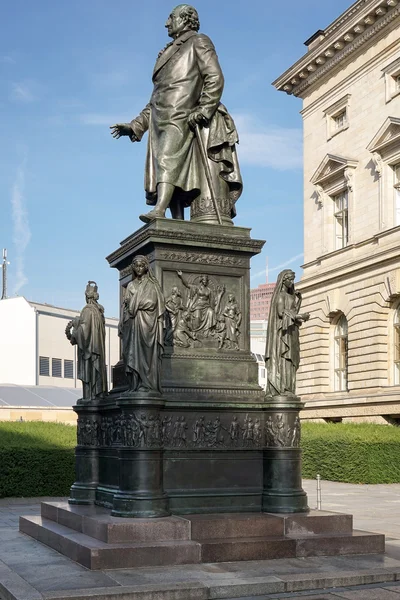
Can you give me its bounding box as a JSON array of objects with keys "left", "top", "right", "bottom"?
[
  {"left": 110, "top": 4, "right": 242, "bottom": 224},
  {"left": 65, "top": 281, "right": 108, "bottom": 401},
  {"left": 265, "top": 270, "right": 310, "bottom": 397},
  {"left": 119, "top": 255, "right": 165, "bottom": 394}
]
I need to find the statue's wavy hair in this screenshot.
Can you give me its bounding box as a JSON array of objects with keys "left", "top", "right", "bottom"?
[{"left": 176, "top": 4, "right": 200, "bottom": 32}]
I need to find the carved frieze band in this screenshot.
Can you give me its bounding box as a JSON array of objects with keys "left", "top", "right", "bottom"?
[
  {"left": 77, "top": 412, "right": 301, "bottom": 450},
  {"left": 159, "top": 250, "right": 246, "bottom": 267}
]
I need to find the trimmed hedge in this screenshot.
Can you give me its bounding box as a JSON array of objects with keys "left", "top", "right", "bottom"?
[
  {"left": 301, "top": 422, "right": 400, "bottom": 484},
  {"left": 0, "top": 422, "right": 76, "bottom": 498}
]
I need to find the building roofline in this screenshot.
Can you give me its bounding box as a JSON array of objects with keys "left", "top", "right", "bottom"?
[
  {"left": 273, "top": 0, "right": 400, "bottom": 97},
  {"left": 28, "top": 299, "right": 118, "bottom": 322}
]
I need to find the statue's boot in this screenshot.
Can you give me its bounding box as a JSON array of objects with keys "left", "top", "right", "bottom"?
[{"left": 139, "top": 209, "right": 165, "bottom": 223}]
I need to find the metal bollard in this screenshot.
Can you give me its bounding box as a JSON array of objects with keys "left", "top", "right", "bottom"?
[{"left": 316, "top": 474, "right": 322, "bottom": 510}]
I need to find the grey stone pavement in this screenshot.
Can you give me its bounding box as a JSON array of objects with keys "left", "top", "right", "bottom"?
[{"left": 1, "top": 480, "right": 400, "bottom": 599}]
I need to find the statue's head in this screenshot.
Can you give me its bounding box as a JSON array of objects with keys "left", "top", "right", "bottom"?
[
  {"left": 85, "top": 280, "right": 99, "bottom": 303},
  {"left": 132, "top": 255, "right": 149, "bottom": 278},
  {"left": 200, "top": 274, "right": 209, "bottom": 285},
  {"left": 228, "top": 293, "right": 235, "bottom": 302},
  {"left": 166, "top": 5, "right": 200, "bottom": 38},
  {"left": 281, "top": 269, "right": 295, "bottom": 291}
]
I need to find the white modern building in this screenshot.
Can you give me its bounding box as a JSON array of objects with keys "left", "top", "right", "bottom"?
[
  {"left": 0, "top": 297, "right": 119, "bottom": 389},
  {"left": 250, "top": 319, "right": 268, "bottom": 389}
]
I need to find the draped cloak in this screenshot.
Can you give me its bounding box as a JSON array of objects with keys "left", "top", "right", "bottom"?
[
  {"left": 129, "top": 30, "right": 242, "bottom": 216},
  {"left": 265, "top": 270, "right": 302, "bottom": 396},
  {"left": 121, "top": 274, "right": 165, "bottom": 394},
  {"left": 72, "top": 302, "right": 107, "bottom": 399}
]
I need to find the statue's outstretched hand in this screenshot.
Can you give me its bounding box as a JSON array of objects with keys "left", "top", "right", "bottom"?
[
  {"left": 188, "top": 110, "right": 208, "bottom": 129},
  {"left": 110, "top": 123, "right": 138, "bottom": 141}
]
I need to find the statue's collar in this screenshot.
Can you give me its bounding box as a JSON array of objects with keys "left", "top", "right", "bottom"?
[{"left": 153, "top": 30, "right": 197, "bottom": 77}]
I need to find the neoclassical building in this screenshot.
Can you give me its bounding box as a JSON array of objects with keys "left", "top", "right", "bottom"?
[{"left": 274, "top": 0, "right": 400, "bottom": 421}]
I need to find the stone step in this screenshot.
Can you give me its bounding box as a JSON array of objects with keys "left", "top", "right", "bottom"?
[
  {"left": 293, "top": 529, "right": 385, "bottom": 558},
  {"left": 187, "top": 512, "right": 284, "bottom": 539},
  {"left": 186, "top": 510, "right": 353, "bottom": 540},
  {"left": 41, "top": 501, "right": 190, "bottom": 543},
  {"left": 200, "top": 530, "right": 385, "bottom": 563},
  {"left": 200, "top": 535, "right": 296, "bottom": 562},
  {"left": 20, "top": 516, "right": 201, "bottom": 570}
]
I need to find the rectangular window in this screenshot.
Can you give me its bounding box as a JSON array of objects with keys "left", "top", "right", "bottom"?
[
  {"left": 52, "top": 358, "right": 62, "bottom": 378},
  {"left": 39, "top": 356, "right": 50, "bottom": 376},
  {"left": 333, "top": 191, "right": 348, "bottom": 249},
  {"left": 64, "top": 359, "right": 73, "bottom": 379},
  {"left": 334, "top": 110, "right": 347, "bottom": 130},
  {"left": 334, "top": 337, "right": 348, "bottom": 391}
]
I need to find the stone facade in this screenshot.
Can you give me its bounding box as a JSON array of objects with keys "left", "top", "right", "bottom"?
[{"left": 274, "top": 0, "right": 400, "bottom": 421}]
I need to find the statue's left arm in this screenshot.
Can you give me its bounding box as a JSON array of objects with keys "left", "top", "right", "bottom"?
[{"left": 192, "top": 34, "right": 224, "bottom": 123}]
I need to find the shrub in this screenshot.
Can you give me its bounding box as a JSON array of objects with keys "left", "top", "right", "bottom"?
[
  {"left": 301, "top": 422, "right": 400, "bottom": 484},
  {"left": 0, "top": 422, "right": 76, "bottom": 498}
]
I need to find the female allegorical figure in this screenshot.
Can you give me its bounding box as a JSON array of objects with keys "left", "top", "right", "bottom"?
[
  {"left": 176, "top": 271, "right": 216, "bottom": 336},
  {"left": 66, "top": 281, "right": 108, "bottom": 401},
  {"left": 119, "top": 255, "right": 165, "bottom": 394},
  {"left": 265, "top": 269, "right": 309, "bottom": 396}
]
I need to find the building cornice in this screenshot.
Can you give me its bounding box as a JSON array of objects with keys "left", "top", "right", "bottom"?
[
  {"left": 273, "top": 0, "right": 400, "bottom": 97},
  {"left": 298, "top": 226, "right": 400, "bottom": 290}
]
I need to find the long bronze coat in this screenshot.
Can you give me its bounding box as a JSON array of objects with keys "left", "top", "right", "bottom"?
[{"left": 130, "top": 30, "right": 242, "bottom": 211}]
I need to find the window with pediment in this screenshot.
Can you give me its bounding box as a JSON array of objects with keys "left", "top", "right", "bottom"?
[
  {"left": 311, "top": 154, "right": 357, "bottom": 255},
  {"left": 367, "top": 117, "right": 400, "bottom": 230}
]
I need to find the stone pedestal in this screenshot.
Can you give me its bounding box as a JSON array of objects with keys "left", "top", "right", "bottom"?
[
  {"left": 68, "top": 218, "right": 308, "bottom": 516},
  {"left": 262, "top": 395, "right": 308, "bottom": 514}
]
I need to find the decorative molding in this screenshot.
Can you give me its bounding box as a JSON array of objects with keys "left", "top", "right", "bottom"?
[
  {"left": 371, "top": 152, "right": 383, "bottom": 177},
  {"left": 274, "top": 3, "right": 400, "bottom": 97},
  {"left": 311, "top": 154, "right": 358, "bottom": 188},
  {"left": 367, "top": 116, "right": 400, "bottom": 156},
  {"left": 163, "top": 352, "right": 255, "bottom": 362},
  {"left": 107, "top": 228, "right": 264, "bottom": 266}
]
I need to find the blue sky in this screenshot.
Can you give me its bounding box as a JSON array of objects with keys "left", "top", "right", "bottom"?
[{"left": 0, "top": 0, "right": 351, "bottom": 316}]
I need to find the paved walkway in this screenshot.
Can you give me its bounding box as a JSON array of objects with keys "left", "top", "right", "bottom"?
[{"left": 0, "top": 481, "right": 400, "bottom": 599}]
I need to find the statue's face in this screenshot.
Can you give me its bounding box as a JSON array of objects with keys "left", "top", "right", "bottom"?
[
  {"left": 201, "top": 275, "right": 208, "bottom": 285},
  {"left": 133, "top": 259, "right": 147, "bottom": 277},
  {"left": 165, "top": 8, "right": 187, "bottom": 38},
  {"left": 228, "top": 294, "right": 234, "bottom": 302},
  {"left": 283, "top": 272, "right": 295, "bottom": 289}
]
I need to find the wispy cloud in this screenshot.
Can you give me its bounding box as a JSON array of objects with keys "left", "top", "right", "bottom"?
[
  {"left": 1, "top": 55, "right": 16, "bottom": 64},
  {"left": 251, "top": 253, "right": 304, "bottom": 280},
  {"left": 10, "top": 82, "right": 36, "bottom": 103},
  {"left": 11, "top": 155, "right": 31, "bottom": 293},
  {"left": 233, "top": 114, "right": 303, "bottom": 170}
]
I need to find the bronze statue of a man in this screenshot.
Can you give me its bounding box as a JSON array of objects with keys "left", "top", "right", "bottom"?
[
  {"left": 66, "top": 281, "right": 108, "bottom": 401},
  {"left": 265, "top": 270, "right": 310, "bottom": 397},
  {"left": 110, "top": 4, "right": 242, "bottom": 224}
]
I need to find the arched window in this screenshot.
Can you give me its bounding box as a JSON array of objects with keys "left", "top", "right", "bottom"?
[
  {"left": 394, "top": 306, "right": 400, "bottom": 384},
  {"left": 334, "top": 315, "right": 348, "bottom": 392}
]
